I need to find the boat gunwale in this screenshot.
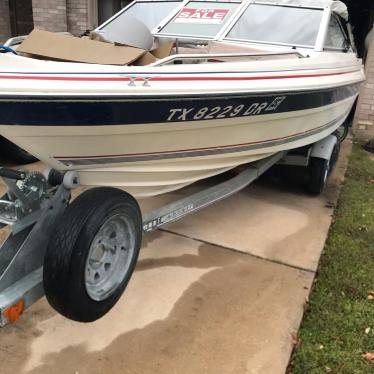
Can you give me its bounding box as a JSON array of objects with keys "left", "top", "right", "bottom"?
[{"left": 0, "top": 80, "right": 363, "bottom": 102}]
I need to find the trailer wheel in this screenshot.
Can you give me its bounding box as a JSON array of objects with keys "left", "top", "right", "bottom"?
[
  {"left": 308, "top": 137, "right": 340, "bottom": 195},
  {"left": 329, "top": 136, "right": 341, "bottom": 169},
  {"left": 43, "top": 187, "right": 142, "bottom": 322},
  {"left": 308, "top": 157, "right": 329, "bottom": 194}
]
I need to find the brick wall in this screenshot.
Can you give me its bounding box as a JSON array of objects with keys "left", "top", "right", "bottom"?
[
  {"left": 0, "top": 1, "right": 11, "bottom": 43},
  {"left": 67, "top": 0, "right": 90, "bottom": 36},
  {"left": 1, "top": 1, "right": 93, "bottom": 41},
  {"left": 30, "top": 1, "right": 90, "bottom": 36},
  {"left": 32, "top": 0, "right": 67, "bottom": 32},
  {"left": 355, "top": 34, "right": 374, "bottom": 140}
]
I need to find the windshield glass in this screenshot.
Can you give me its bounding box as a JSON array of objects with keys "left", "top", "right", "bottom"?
[
  {"left": 156, "top": 1, "right": 240, "bottom": 39},
  {"left": 97, "top": 0, "right": 182, "bottom": 33},
  {"left": 226, "top": 4, "right": 323, "bottom": 47},
  {"left": 324, "top": 15, "right": 348, "bottom": 50}
]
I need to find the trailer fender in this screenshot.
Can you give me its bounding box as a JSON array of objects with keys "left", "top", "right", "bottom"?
[{"left": 310, "top": 135, "right": 338, "bottom": 161}]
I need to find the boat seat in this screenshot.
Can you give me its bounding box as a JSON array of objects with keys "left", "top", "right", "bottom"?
[
  {"left": 173, "top": 46, "right": 209, "bottom": 54},
  {"left": 167, "top": 41, "right": 300, "bottom": 64},
  {"left": 206, "top": 41, "right": 299, "bottom": 61},
  {"left": 206, "top": 41, "right": 261, "bottom": 62},
  {"left": 170, "top": 45, "right": 209, "bottom": 64},
  {"left": 208, "top": 41, "right": 263, "bottom": 54}
]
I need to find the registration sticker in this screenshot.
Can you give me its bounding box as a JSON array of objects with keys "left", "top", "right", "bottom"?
[{"left": 174, "top": 8, "right": 230, "bottom": 24}]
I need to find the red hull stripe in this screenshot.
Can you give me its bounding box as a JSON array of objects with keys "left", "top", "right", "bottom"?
[{"left": 0, "top": 70, "right": 356, "bottom": 82}]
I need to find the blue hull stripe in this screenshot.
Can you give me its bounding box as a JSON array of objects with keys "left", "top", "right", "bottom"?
[{"left": 0, "top": 84, "right": 359, "bottom": 126}]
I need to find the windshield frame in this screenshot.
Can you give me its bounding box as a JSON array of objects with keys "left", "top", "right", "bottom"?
[{"left": 96, "top": 0, "right": 335, "bottom": 52}]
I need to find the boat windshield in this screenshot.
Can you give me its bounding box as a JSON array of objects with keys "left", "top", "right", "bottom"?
[
  {"left": 97, "top": 0, "right": 325, "bottom": 49},
  {"left": 156, "top": 0, "right": 241, "bottom": 39},
  {"left": 225, "top": 4, "right": 324, "bottom": 48},
  {"left": 97, "top": 0, "right": 183, "bottom": 34}
]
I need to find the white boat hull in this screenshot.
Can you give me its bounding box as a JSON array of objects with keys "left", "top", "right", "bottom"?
[
  {"left": 0, "top": 49, "right": 364, "bottom": 197},
  {"left": 0, "top": 94, "right": 356, "bottom": 197}
]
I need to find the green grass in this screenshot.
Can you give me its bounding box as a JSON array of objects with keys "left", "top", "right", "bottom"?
[{"left": 291, "top": 144, "right": 374, "bottom": 374}]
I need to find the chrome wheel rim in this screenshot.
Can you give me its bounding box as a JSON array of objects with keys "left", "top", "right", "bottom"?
[{"left": 85, "top": 213, "right": 135, "bottom": 301}]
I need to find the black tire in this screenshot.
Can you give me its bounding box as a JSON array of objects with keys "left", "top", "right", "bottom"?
[
  {"left": 308, "top": 157, "right": 330, "bottom": 195},
  {"left": 329, "top": 137, "right": 341, "bottom": 169},
  {"left": 43, "top": 187, "right": 142, "bottom": 322},
  {"left": 0, "top": 136, "right": 38, "bottom": 164}
]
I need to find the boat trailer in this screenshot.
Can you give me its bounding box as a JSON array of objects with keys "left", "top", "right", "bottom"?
[{"left": 0, "top": 135, "right": 339, "bottom": 325}]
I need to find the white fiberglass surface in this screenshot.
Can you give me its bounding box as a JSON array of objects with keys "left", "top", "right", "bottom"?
[{"left": 226, "top": 4, "right": 323, "bottom": 47}]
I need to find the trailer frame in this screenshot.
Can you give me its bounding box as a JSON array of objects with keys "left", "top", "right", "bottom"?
[{"left": 0, "top": 135, "right": 339, "bottom": 326}]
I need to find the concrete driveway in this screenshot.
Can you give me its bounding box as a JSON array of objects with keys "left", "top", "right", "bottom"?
[{"left": 0, "top": 140, "right": 351, "bottom": 374}]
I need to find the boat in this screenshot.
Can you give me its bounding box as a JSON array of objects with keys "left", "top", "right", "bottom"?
[
  {"left": 0, "top": 0, "right": 366, "bottom": 323},
  {"left": 0, "top": 0, "right": 364, "bottom": 198}
]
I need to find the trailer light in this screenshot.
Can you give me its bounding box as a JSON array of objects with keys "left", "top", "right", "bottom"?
[{"left": 4, "top": 299, "right": 24, "bottom": 323}]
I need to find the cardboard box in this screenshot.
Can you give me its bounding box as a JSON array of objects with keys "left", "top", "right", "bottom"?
[
  {"left": 132, "top": 51, "right": 157, "bottom": 66},
  {"left": 17, "top": 29, "right": 146, "bottom": 65},
  {"left": 132, "top": 42, "right": 174, "bottom": 66}
]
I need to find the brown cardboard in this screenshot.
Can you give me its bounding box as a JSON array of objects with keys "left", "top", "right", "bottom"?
[
  {"left": 132, "top": 52, "right": 157, "bottom": 66},
  {"left": 151, "top": 41, "right": 174, "bottom": 59},
  {"left": 132, "top": 42, "right": 174, "bottom": 66},
  {"left": 89, "top": 30, "right": 110, "bottom": 43},
  {"left": 18, "top": 29, "right": 146, "bottom": 65}
]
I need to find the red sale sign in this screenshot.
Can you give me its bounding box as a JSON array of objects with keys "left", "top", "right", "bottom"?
[{"left": 175, "top": 8, "right": 230, "bottom": 24}]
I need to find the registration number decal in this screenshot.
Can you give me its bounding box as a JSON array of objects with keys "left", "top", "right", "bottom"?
[{"left": 166, "top": 96, "right": 286, "bottom": 122}]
